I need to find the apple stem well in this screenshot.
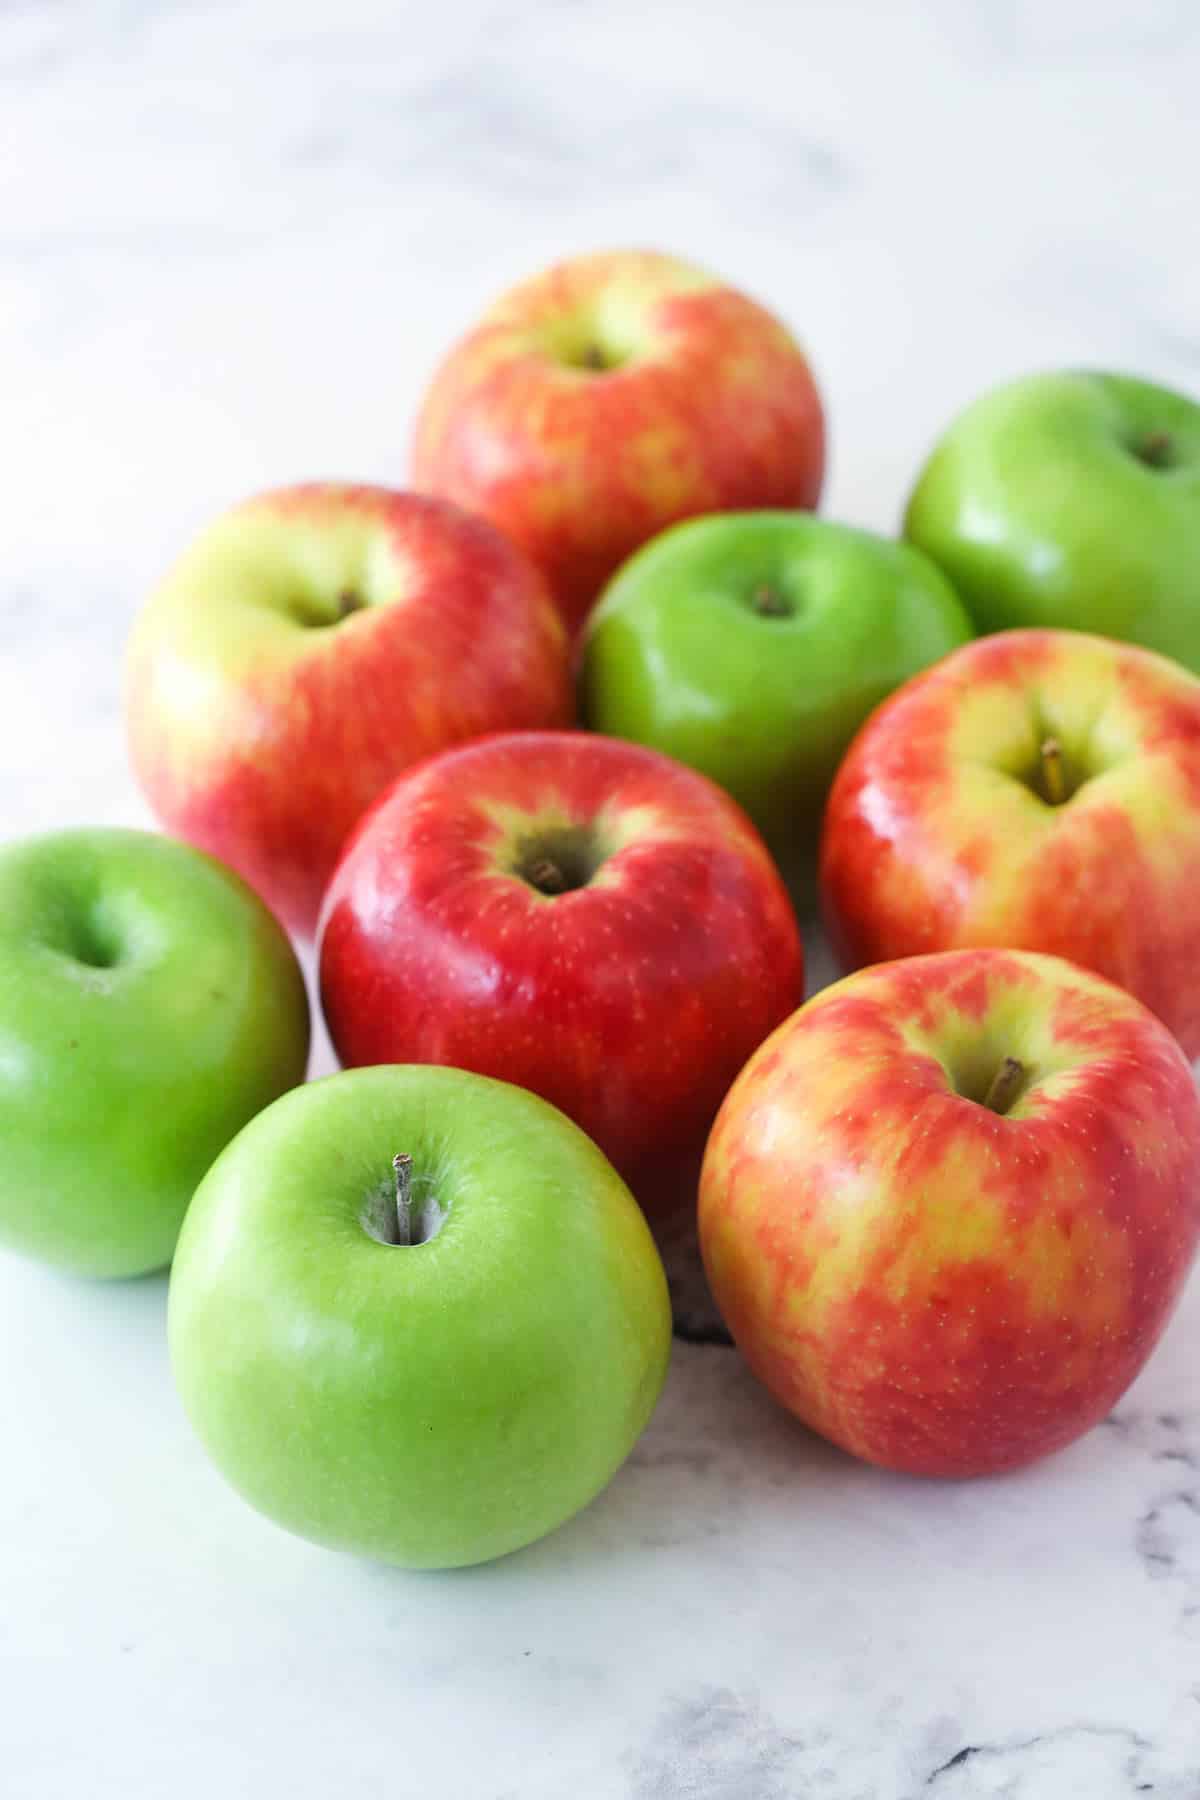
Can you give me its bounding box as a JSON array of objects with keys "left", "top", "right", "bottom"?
[
  {"left": 982, "top": 1056, "right": 1026, "bottom": 1117},
  {"left": 361, "top": 1159, "right": 449, "bottom": 1245},
  {"left": 288, "top": 587, "right": 366, "bottom": 629},
  {"left": 508, "top": 825, "right": 603, "bottom": 897},
  {"left": 361, "top": 1155, "right": 446, "bottom": 1247},
  {"left": 749, "top": 584, "right": 793, "bottom": 619},
  {"left": 1136, "top": 430, "right": 1175, "bottom": 470}
]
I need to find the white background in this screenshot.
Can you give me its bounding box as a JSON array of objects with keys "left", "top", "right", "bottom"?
[{"left": 3, "top": 3, "right": 1200, "bottom": 1795}]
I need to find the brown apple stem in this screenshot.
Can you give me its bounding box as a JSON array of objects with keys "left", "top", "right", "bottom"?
[
  {"left": 336, "top": 588, "right": 364, "bottom": 619},
  {"left": 983, "top": 1056, "right": 1025, "bottom": 1116},
  {"left": 579, "top": 344, "right": 607, "bottom": 372},
  {"left": 1040, "top": 737, "right": 1067, "bottom": 806},
  {"left": 751, "top": 584, "right": 791, "bottom": 618},
  {"left": 393, "top": 1153, "right": 413, "bottom": 1247},
  {"left": 528, "top": 857, "right": 568, "bottom": 894},
  {"left": 1138, "top": 430, "right": 1174, "bottom": 469}
]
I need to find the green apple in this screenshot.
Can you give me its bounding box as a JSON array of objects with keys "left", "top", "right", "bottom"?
[
  {"left": 168, "top": 1064, "right": 672, "bottom": 1569},
  {"left": 0, "top": 827, "right": 309, "bottom": 1278},
  {"left": 579, "top": 512, "right": 972, "bottom": 892},
  {"left": 905, "top": 371, "right": 1200, "bottom": 668}
]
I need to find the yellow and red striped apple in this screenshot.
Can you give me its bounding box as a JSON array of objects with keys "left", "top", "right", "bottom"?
[
  {"left": 821, "top": 628, "right": 1200, "bottom": 1058},
  {"left": 700, "top": 949, "right": 1200, "bottom": 1476},
  {"left": 412, "top": 249, "right": 825, "bottom": 636},
  {"left": 125, "top": 484, "right": 572, "bottom": 934}
]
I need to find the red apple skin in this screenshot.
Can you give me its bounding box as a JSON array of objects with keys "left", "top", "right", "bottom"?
[
  {"left": 318, "top": 731, "right": 803, "bottom": 1210},
  {"left": 411, "top": 249, "right": 825, "bottom": 636},
  {"left": 126, "top": 485, "right": 572, "bottom": 935},
  {"left": 820, "top": 628, "right": 1200, "bottom": 1058},
  {"left": 700, "top": 949, "right": 1200, "bottom": 1477}
]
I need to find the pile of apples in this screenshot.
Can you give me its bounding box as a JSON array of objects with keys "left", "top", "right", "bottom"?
[{"left": 5, "top": 248, "right": 1200, "bottom": 1571}]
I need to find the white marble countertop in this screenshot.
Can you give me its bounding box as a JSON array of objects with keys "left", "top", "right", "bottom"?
[{"left": 4, "top": 3, "right": 1200, "bottom": 1794}]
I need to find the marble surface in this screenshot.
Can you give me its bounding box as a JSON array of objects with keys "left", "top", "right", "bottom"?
[{"left": 3, "top": 2, "right": 1200, "bottom": 1794}]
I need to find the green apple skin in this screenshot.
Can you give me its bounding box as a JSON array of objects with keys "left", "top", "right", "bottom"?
[
  {"left": 168, "top": 1065, "right": 672, "bottom": 1570},
  {"left": 905, "top": 371, "right": 1200, "bottom": 668},
  {"left": 579, "top": 513, "right": 972, "bottom": 892},
  {"left": 0, "top": 828, "right": 309, "bottom": 1279}
]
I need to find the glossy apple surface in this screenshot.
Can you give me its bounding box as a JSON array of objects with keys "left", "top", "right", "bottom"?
[
  {"left": 126, "top": 484, "right": 572, "bottom": 933},
  {"left": 905, "top": 370, "right": 1200, "bottom": 669},
  {"left": 700, "top": 949, "right": 1200, "bottom": 1476},
  {"left": 821, "top": 628, "right": 1200, "bottom": 1058},
  {"left": 412, "top": 249, "right": 825, "bottom": 634},
  {"left": 0, "top": 827, "right": 309, "bottom": 1277},
  {"left": 318, "top": 731, "right": 803, "bottom": 1211},
  {"left": 581, "top": 512, "right": 972, "bottom": 893},
  {"left": 169, "top": 1064, "right": 672, "bottom": 1568}
]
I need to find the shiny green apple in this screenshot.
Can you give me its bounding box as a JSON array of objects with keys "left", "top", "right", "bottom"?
[
  {"left": 905, "top": 371, "right": 1200, "bottom": 668},
  {"left": 0, "top": 827, "right": 309, "bottom": 1277},
  {"left": 579, "top": 512, "right": 971, "bottom": 893},
  {"left": 168, "top": 1064, "right": 672, "bottom": 1569}
]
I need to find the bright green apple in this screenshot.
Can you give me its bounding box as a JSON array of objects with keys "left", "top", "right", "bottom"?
[
  {"left": 168, "top": 1064, "right": 672, "bottom": 1569},
  {"left": 905, "top": 371, "right": 1200, "bottom": 668},
  {"left": 0, "top": 827, "right": 309, "bottom": 1278},
  {"left": 579, "top": 512, "right": 972, "bottom": 893}
]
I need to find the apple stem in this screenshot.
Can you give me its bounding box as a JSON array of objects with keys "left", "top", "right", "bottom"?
[
  {"left": 336, "top": 588, "right": 364, "bottom": 619},
  {"left": 528, "top": 857, "right": 568, "bottom": 895},
  {"left": 1138, "top": 430, "right": 1174, "bottom": 469},
  {"left": 983, "top": 1056, "right": 1025, "bottom": 1116},
  {"left": 751, "top": 584, "right": 791, "bottom": 618},
  {"left": 579, "top": 344, "right": 607, "bottom": 372},
  {"left": 393, "top": 1153, "right": 413, "bottom": 1247},
  {"left": 1040, "top": 737, "right": 1067, "bottom": 806}
]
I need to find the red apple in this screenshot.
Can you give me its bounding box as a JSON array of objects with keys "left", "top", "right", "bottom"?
[
  {"left": 318, "top": 730, "right": 803, "bottom": 1210},
  {"left": 125, "top": 484, "right": 572, "bottom": 934},
  {"left": 411, "top": 249, "right": 825, "bottom": 636},
  {"left": 700, "top": 948, "right": 1200, "bottom": 1476},
  {"left": 821, "top": 628, "right": 1200, "bottom": 1058}
]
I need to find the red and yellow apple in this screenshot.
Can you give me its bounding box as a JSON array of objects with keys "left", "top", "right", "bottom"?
[
  {"left": 700, "top": 948, "right": 1200, "bottom": 1476},
  {"left": 318, "top": 730, "right": 803, "bottom": 1212},
  {"left": 821, "top": 628, "right": 1200, "bottom": 1058},
  {"left": 411, "top": 249, "right": 825, "bottom": 635},
  {"left": 125, "top": 484, "right": 572, "bottom": 934}
]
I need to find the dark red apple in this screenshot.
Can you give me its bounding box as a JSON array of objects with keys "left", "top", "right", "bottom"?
[{"left": 318, "top": 731, "right": 803, "bottom": 1211}]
